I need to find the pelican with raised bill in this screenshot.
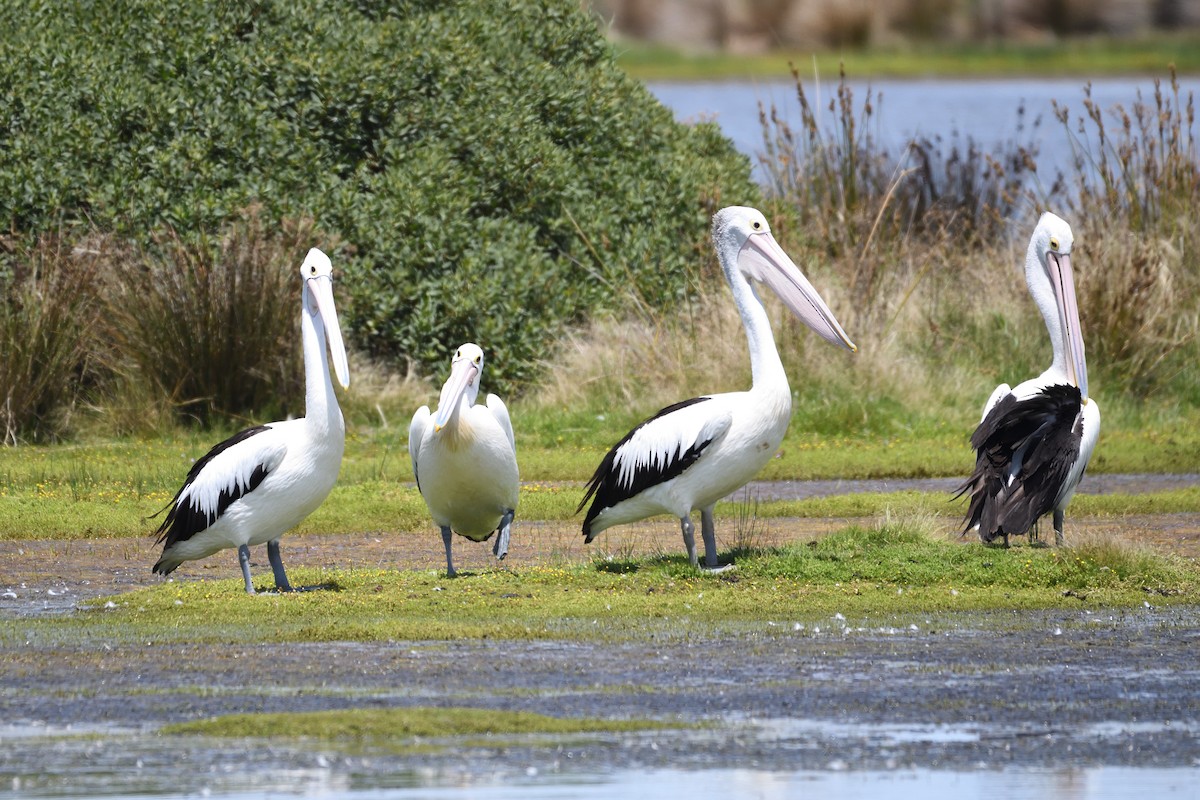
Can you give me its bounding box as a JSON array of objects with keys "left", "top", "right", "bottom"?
[
  {"left": 956, "top": 212, "right": 1100, "bottom": 547},
  {"left": 152, "top": 248, "right": 351, "bottom": 593},
  {"left": 578, "top": 206, "right": 856, "bottom": 569},
  {"left": 410, "top": 343, "right": 519, "bottom": 578}
]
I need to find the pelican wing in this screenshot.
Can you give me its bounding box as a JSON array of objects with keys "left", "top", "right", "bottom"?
[
  {"left": 578, "top": 397, "right": 731, "bottom": 538},
  {"left": 409, "top": 405, "right": 431, "bottom": 491},
  {"left": 154, "top": 425, "right": 287, "bottom": 548},
  {"left": 486, "top": 393, "right": 515, "bottom": 452},
  {"left": 981, "top": 383, "right": 1012, "bottom": 421},
  {"left": 955, "top": 384, "right": 1084, "bottom": 541}
]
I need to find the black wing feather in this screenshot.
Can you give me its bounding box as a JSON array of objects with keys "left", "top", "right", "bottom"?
[
  {"left": 955, "top": 385, "right": 1084, "bottom": 542},
  {"left": 153, "top": 425, "right": 273, "bottom": 551},
  {"left": 578, "top": 397, "right": 715, "bottom": 540}
]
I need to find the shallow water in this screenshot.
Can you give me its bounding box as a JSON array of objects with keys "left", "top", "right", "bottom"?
[{"left": 4, "top": 721, "right": 1198, "bottom": 800}]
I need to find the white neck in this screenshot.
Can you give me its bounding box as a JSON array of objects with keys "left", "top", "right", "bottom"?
[
  {"left": 718, "top": 238, "right": 789, "bottom": 394},
  {"left": 1025, "top": 242, "right": 1068, "bottom": 382},
  {"left": 301, "top": 285, "right": 343, "bottom": 435}
]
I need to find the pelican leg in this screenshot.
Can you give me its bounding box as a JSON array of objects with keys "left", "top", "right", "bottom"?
[
  {"left": 441, "top": 526, "right": 458, "bottom": 578},
  {"left": 1053, "top": 509, "right": 1065, "bottom": 547},
  {"left": 493, "top": 509, "right": 514, "bottom": 561},
  {"left": 237, "top": 544, "right": 256, "bottom": 595},
  {"left": 267, "top": 539, "right": 293, "bottom": 592},
  {"left": 700, "top": 505, "right": 719, "bottom": 568},
  {"left": 680, "top": 516, "right": 698, "bottom": 568}
]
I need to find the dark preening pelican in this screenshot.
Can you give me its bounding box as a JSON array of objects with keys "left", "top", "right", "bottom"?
[
  {"left": 578, "top": 206, "right": 856, "bottom": 569},
  {"left": 152, "top": 248, "right": 350, "bottom": 593},
  {"left": 957, "top": 212, "right": 1100, "bottom": 546},
  {"left": 409, "top": 343, "right": 519, "bottom": 577}
]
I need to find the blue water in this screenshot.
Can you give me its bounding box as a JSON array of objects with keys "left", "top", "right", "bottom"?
[{"left": 648, "top": 76, "right": 1198, "bottom": 182}]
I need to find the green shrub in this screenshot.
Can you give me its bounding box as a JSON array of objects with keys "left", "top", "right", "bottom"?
[{"left": 0, "top": 0, "right": 756, "bottom": 395}]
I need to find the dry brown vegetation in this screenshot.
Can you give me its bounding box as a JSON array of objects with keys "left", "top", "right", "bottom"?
[{"left": 532, "top": 67, "right": 1199, "bottom": 440}]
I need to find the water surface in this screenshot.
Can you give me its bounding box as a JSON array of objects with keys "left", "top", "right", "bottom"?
[{"left": 649, "top": 77, "right": 1199, "bottom": 181}]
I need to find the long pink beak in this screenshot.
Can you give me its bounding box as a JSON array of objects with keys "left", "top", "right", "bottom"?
[
  {"left": 306, "top": 275, "right": 350, "bottom": 389},
  {"left": 1048, "top": 252, "right": 1089, "bottom": 400},
  {"left": 739, "top": 232, "right": 857, "bottom": 352}
]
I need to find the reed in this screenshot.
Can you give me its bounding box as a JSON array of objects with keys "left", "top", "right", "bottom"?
[
  {"left": 0, "top": 235, "right": 105, "bottom": 443},
  {"left": 102, "top": 209, "right": 327, "bottom": 428}
]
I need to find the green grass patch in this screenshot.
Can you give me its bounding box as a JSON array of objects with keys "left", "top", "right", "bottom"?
[
  {"left": 17, "top": 523, "right": 1193, "bottom": 649},
  {"left": 161, "top": 706, "right": 679, "bottom": 740},
  {"left": 4, "top": 477, "right": 1198, "bottom": 542},
  {"left": 616, "top": 35, "right": 1200, "bottom": 81}
]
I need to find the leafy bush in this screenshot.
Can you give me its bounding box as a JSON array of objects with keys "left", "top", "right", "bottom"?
[
  {"left": 0, "top": 0, "right": 756, "bottom": 395},
  {"left": 0, "top": 238, "right": 104, "bottom": 443}
]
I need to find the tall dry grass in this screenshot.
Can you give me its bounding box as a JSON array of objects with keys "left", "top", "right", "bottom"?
[
  {"left": 0, "top": 236, "right": 105, "bottom": 443},
  {"left": 101, "top": 209, "right": 329, "bottom": 430},
  {"left": 1056, "top": 68, "right": 1200, "bottom": 397},
  {"left": 533, "top": 66, "right": 1199, "bottom": 433}
]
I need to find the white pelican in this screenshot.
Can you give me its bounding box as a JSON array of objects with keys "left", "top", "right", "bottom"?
[
  {"left": 578, "top": 206, "right": 856, "bottom": 569},
  {"left": 409, "top": 343, "right": 519, "bottom": 577},
  {"left": 152, "top": 248, "right": 350, "bottom": 593},
  {"left": 956, "top": 212, "right": 1100, "bottom": 547}
]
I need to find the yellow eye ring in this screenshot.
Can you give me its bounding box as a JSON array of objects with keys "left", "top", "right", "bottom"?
[{"left": 1049, "top": 237, "right": 1060, "bottom": 251}]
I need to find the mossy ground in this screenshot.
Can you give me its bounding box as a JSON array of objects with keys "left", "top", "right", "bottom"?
[
  {"left": 160, "top": 706, "right": 685, "bottom": 741},
  {"left": 8, "top": 523, "right": 1187, "bottom": 650}
]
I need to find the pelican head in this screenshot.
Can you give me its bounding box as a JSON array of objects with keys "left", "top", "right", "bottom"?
[
  {"left": 1027, "top": 212, "right": 1088, "bottom": 401},
  {"left": 433, "top": 342, "right": 484, "bottom": 431},
  {"left": 300, "top": 248, "right": 350, "bottom": 390},
  {"left": 712, "top": 206, "right": 856, "bottom": 352}
]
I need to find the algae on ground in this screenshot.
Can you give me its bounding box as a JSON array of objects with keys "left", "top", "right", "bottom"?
[{"left": 161, "top": 706, "right": 682, "bottom": 740}]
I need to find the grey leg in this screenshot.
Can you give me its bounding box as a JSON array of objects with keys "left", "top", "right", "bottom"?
[
  {"left": 441, "top": 526, "right": 457, "bottom": 577},
  {"left": 680, "top": 516, "right": 698, "bottom": 568},
  {"left": 700, "top": 505, "right": 719, "bottom": 568},
  {"left": 237, "top": 544, "right": 256, "bottom": 595},
  {"left": 493, "top": 509, "right": 514, "bottom": 561},
  {"left": 267, "top": 539, "right": 293, "bottom": 592},
  {"left": 1053, "top": 509, "right": 1065, "bottom": 547}
]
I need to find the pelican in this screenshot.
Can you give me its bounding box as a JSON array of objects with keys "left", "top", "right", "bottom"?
[
  {"left": 409, "top": 343, "right": 519, "bottom": 577},
  {"left": 578, "top": 206, "right": 856, "bottom": 569},
  {"left": 956, "top": 212, "right": 1100, "bottom": 547},
  {"left": 152, "top": 248, "right": 350, "bottom": 593}
]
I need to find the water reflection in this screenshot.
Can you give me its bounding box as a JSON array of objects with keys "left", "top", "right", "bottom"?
[{"left": 8, "top": 763, "right": 1199, "bottom": 800}]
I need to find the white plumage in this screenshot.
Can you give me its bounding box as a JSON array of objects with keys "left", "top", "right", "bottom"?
[
  {"left": 579, "top": 206, "right": 856, "bottom": 569},
  {"left": 153, "top": 248, "right": 350, "bottom": 593},
  {"left": 410, "top": 343, "right": 519, "bottom": 577}
]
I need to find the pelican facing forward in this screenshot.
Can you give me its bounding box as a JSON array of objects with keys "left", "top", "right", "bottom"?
[
  {"left": 578, "top": 206, "right": 856, "bottom": 569},
  {"left": 153, "top": 248, "right": 350, "bottom": 592},
  {"left": 956, "top": 212, "right": 1100, "bottom": 546},
  {"left": 410, "top": 343, "right": 518, "bottom": 577}
]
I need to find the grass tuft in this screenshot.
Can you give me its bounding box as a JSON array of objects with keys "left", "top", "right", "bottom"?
[
  {"left": 102, "top": 209, "right": 329, "bottom": 428},
  {"left": 0, "top": 235, "right": 105, "bottom": 444}
]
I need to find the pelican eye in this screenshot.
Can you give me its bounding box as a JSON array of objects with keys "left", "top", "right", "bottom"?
[
  {"left": 1049, "top": 237, "right": 1060, "bottom": 251},
  {"left": 474, "top": 356, "right": 481, "bottom": 365},
  {"left": 310, "top": 265, "right": 318, "bottom": 275},
  {"left": 752, "top": 220, "right": 763, "bottom": 231}
]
